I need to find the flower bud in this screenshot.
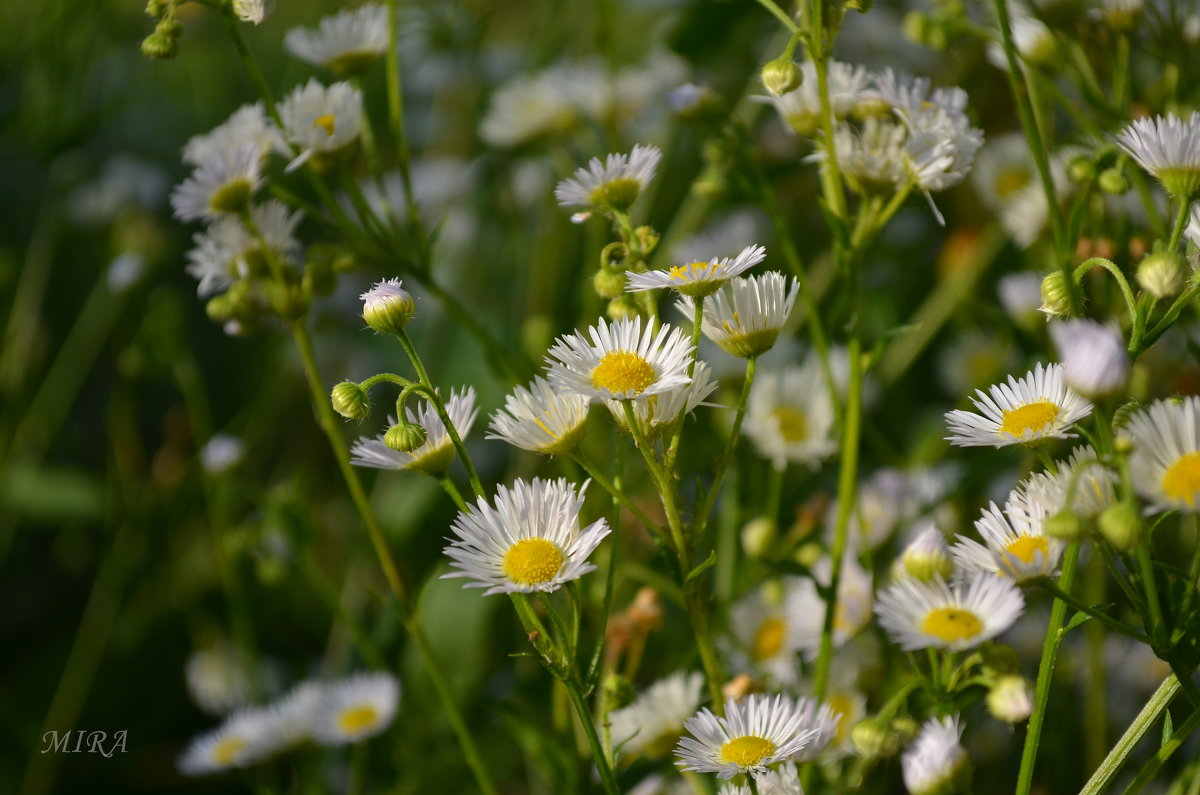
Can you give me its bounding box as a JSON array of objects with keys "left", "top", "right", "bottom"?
[
  {"left": 1098, "top": 500, "right": 1141, "bottom": 551},
  {"left": 232, "top": 0, "right": 273, "bottom": 25},
  {"left": 891, "top": 716, "right": 920, "bottom": 743},
  {"left": 987, "top": 675, "right": 1034, "bottom": 723},
  {"left": 1039, "top": 271, "right": 1072, "bottom": 317},
  {"left": 1098, "top": 167, "right": 1130, "bottom": 195},
  {"left": 762, "top": 57, "right": 803, "bottom": 97},
  {"left": 741, "top": 517, "right": 777, "bottom": 558},
  {"left": 1044, "top": 510, "right": 1083, "bottom": 541},
  {"left": 385, "top": 422, "right": 428, "bottom": 452},
  {"left": 331, "top": 382, "right": 371, "bottom": 421},
  {"left": 851, "top": 718, "right": 900, "bottom": 759},
  {"left": 593, "top": 266, "right": 628, "bottom": 299},
  {"left": 1137, "top": 251, "right": 1186, "bottom": 299},
  {"left": 360, "top": 278, "right": 415, "bottom": 335},
  {"left": 1067, "top": 155, "right": 1096, "bottom": 184},
  {"left": 901, "top": 525, "right": 954, "bottom": 582},
  {"left": 141, "top": 28, "right": 178, "bottom": 59},
  {"left": 606, "top": 296, "right": 640, "bottom": 321}
]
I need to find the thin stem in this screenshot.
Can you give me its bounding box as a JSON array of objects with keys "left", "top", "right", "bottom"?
[
  {"left": 440, "top": 476, "right": 470, "bottom": 512},
  {"left": 1122, "top": 704, "right": 1200, "bottom": 792},
  {"left": 695, "top": 357, "right": 758, "bottom": 537},
  {"left": 570, "top": 450, "right": 665, "bottom": 537},
  {"left": 383, "top": 0, "right": 426, "bottom": 266},
  {"left": 564, "top": 677, "right": 622, "bottom": 795},
  {"left": 1015, "top": 542, "right": 1081, "bottom": 795},
  {"left": 1168, "top": 198, "right": 1194, "bottom": 252},
  {"left": 1074, "top": 257, "right": 1138, "bottom": 337},
  {"left": 666, "top": 295, "right": 706, "bottom": 467},
  {"left": 221, "top": 7, "right": 279, "bottom": 121},
  {"left": 1173, "top": 515, "right": 1200, "bottom": 641},
  {"left": 754, "top": 0, "right": 802, "bottom": 32},
  {"left": 1079, "top": 674, "right": 1181, "bottom": 795},
  {"left": 1135, "top": 544, "right": 1166, "bottom": 646},
  {"left": 1031, "top": 579, "right": 1148, "bottom": 642}
]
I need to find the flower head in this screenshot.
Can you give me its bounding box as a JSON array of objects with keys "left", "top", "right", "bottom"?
[
  {"left": 743, "top": 357, "right": 837, "bottom": 470},
  {"left": 1050, "top": 319, "right": 1129, "bottom": 399},
  {"left": 951, "top": 483, "right": 1064, "bottom": 583},
  {"left": 1127, "top": 397, "right": 1200, "bottom": 513},
  {"left": 360, "top": 278, "right": 416, "bottom": 335},
  {"left": 605, "top": 360, "right": 718, "bottom": 438},
  {"left": 763, "top": 60, "right": 872, "bottom": 136},
  {"left": 232, "top": 0, "right": 273, "bottom": 25},
  {"left": 874, "top": 573, "right": 1024, "bottom": 652},
  {"left": 278, "top": 79, "right": 364, "bottom": 171},
  {"left": 487, "top": 376, "right": 590, "bottom": 456},
  {"left": 679, "top": 272, "right": 799, "bottom": 359},
  {"left": 609, "top": 671, "right": 705, "bottom": 759},
  {"left": 185, "top": 200, "right": 302, "bottom": 296},
  {"left": 902, "top": 717, "right": 969, "bottom": 795},
  {"left": 178, "top": 709, "right": 283, "bottom": 775},
  {"left": 545, "top": 315, "right": 693, "bottom": 401},
  {"left": 554, "top": 144, "right": 661, "bottom": 217},
  {"left": 675, "top": 694, "right": 824, "bottom": 779},
  {"left": 944, "top": 362, "right": 1093, "bottom": 447},
  {"left": 1117, "top": 113, "right": 1200, "bottom": 199},
  {"left": 350, "top": 387, "right": 478, "bottom": 476},
  {"left": 284, "top": 4, "right": 389, "bottom": 75},
  {"left": 171, "top": 144, "right": 264, "bottom": 222},
  {"left": 310, "top": 672, "right": 400, "bottom": 745},
  {"left": 442, "top": 478, "right": 610, "bottom": 595},
  {"left": 627, "top": 244, "right": 767, "bottom": 297}
]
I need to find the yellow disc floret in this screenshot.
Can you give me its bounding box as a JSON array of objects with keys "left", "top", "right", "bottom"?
[
  {"left": 337, "top": 705, "right": 380, "bottom": 734},
  {"left": 313, "top": 113, "right": 336, "bottom": 136},
  {"left": 1005, "top": 535, "right": 1049, "bottom": 565},
  {"left": 922, "top": 607, "right": 984, "bottom": 644},
  {"left": 1162, "top": 451, "right": 1200, "bottom": 506},
  {"left": 591, "top": 350, "right": 656, "bottom": 396},
  {"left": 998, "top": 400, "right": 1060, "bottom": 438},
  {"left": 212, "top": 736, "right": 248, "bottom": 766},
  {"left": 503, "top": 538, "right": 565, "bottom": 586},
  {"left": 720, "top": 735, "right": 776, "bottom": 767},
  {"left": 772, "top": 406, "right": 808, "bottom": 443},
  {"left": 753, "top": 617, "right": 786, "bottom": 660}
]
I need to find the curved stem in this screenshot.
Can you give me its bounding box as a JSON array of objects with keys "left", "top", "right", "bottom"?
[{"left": 754, "top": 0, "right": 801, "bottom": 32}]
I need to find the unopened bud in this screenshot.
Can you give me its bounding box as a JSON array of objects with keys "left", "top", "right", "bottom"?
[
  {"left": 851, "top": 718, "right": 900, "bottom": 759},
  {"left": 1044, "top": 510, "right": 1083, "bottom": 541},
  {"left": 987, "top": 675, "right": 1034, "bottom": 723},
  {"left": 606, "top": 296, "right": 640, "bottom": 321},
  {"left": 1039, "top": 271, "right": 1072, "bottom": 317},
  {"left": 385, "top": 422, "right": 428, "bottom": 452},
  {"left": 741, "top": 517, "right": 777, "bottom": 558},
  {"left": 1098, "top": 501, "right": 1141, "bottom": 551},
  {"left": 901, "top": 525, "right": 954, "bottom": 582},
  {"left": 1067, "top": 155, "right": 1096, "bottom": 183},
  {"left": 1137, "top": 251, "right": 1186, "bottom": 299},
  {"left": 762, "top": 57, "right": 803, "bottom": 97},
  {"left": 360, "top": 278, "right": 415, "bottom": 335},
  {"left": 331, "top": 381, "right": 371, "bottom": 421},
  {"left": 141, "top": 29, "right": 178, "bottom": 59},
  {"left": 891, "top": 716, "right": 920, "bottom": 743},
  {"left": 1098, "top": 167, "right": 1130, "bottom": 195},
  {"left": 593, "top": 266, "right": 627, "bottom": 299}
]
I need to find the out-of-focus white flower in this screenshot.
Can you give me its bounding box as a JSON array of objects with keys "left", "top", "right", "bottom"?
[
  {"left": 1126, "top": 396, "right": 1200, "bottom": 513},
  {"left": 1050, "top": 319, "right": 1129, "bottom": 399},
  {"left": 185, "top": 200, "right": 303, "bottom": 297},
  {"left": 1117, "top": 113, "right": 1200, "bottom": 199},
  {"left": 902, "top": 717, "right": 969, "bottom": 795},
  {"left": 310, "top": 672, "right": 400, "bottom": 745},
  {"left": 762, "top": 60, "right": 873, "bottom": 136},
  {"left": 554, "top": 144, "right": 661, "bottom": 217},
  {"left": 609, "top": 671, "right": 705, "bottom": 759},
  {"left": 232, "top": 0, "right": 273, "bottom": 25},
  {"left": 171, "top": 144, "right": 264, "bottom": 222},
  {"left": 284, "top": 4, "right": 389, "bottom": 74},
  {"left": 201, "top": 434, "right": 245, "bottom": 475},
  {"left": 278, "top": 80, "right": 364, "bottom": 172},
  {"left": 743, "top": 357, "right": 837, "bottom": 470}
]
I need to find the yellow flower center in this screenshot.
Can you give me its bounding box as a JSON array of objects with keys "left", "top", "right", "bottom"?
[
  {"left": 998, "top": 400, "right": 1060, "bottom": 438},
  {"left": 503, "top": 538, "right": 565, "bottom": 586},
  {"left": 772, "top": 406, "right": 808, "bottom": 443},
  {"left": 337, "top": 705, "right": 380, "bottom": 734},
  {"left": 719, "top": 735, "right": 776, "bottom": 767},
  {"left": 1162, "top": 451, "right": 1200, "bottom": 506},
  {"left": 922, "top": 607, "right": 984, "bottom": 644},
  {"left": 1005, "top": 535, "right": 1049, "bottom": 564},
  {"left": 995, "top": 167, "right": 1031, "bottom": 199},
  {"left": 668, "top": 262, "right": 709, "bottom": 281},
  {"left": 827, "top": 693, "right": 854, "bottom": 744},
  {"left": 212, "top": 736, "right": 248, "bottom": 765},
  {"left": 313, "top": 113, "right": 336, "bottom": 137},
  {"left": 753, "top": 617, "right": 786, "bottom": 660},
  {"left": 591, "top": 350, "right": 656, "bottom": 395}
]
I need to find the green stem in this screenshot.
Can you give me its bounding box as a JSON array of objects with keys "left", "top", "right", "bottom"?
[
  {"left": 1031, "top": 579, "right": 1148, "bottom": 642},
  {"left": 1015, "top": 542, "right": 1081, "bottom": 795},
  {"left": 299, "top": 553, "right": 386, "bottom": 670},
  {"left": 695, "top": 357, "right": 758, "bottom": 537},
  {"left": 1168, "top": 198, "right": 1194, "bottom": 252},
  {"left": 666, "top": 295, "right": 706, "bottom": 467},
  {"left": 1122, "top": 703, "right": 1200, "bottom": 793},
  {"left": 1074, "top": 257, "right": 1138, "bottom": 336},
  {"left": 564, "top": 677, "right": 622, "bottom": 795},
  {"left": 1079, "top": 674, "right": 1181, "bottom": 794},
  {"left": 221, "top": 6, "right": 279, "bottom": 121},
  {"left": 383, "top": 0, "right": 426, "bottom": 267},
  {"left": 440, "top": 476, "right": 470, "bottom": 512},
  {"left": 753, "top": 0, "right": 802, "bottom": 32},
  {"left": 1135, "top": 544, "right": 1167, "bottom": 646},
  {"left": 570, "top": 450, "right": 665, "bottom": 538}
]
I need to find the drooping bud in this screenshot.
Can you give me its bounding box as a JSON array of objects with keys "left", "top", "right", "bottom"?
[
  {"left": 1137, "top": 251, "right": 1186, "bottom": 299},
  {"left": 331, "top": 381, "right": 371, "bottom": 421},
  {"left": 1098, "top": 500, "right": 1141, "bottom": 550},
  {"left": 1098, "top": 167, "right": 1130, "bottom": 195},
  {"left": 385, "top": 422, "right": 428, "bottom": 452},
  {"left": 593, "top": 266, "right": 628, "bottom": 299},
  {"left": 1044, "top": 510, "right": 1083, "bottom": 541},
  {"left": 360, "top": 278, "right": 415, "bottom": 335},
  {"left": 761, "top": 57, "right": 803, "bottom": 97}
]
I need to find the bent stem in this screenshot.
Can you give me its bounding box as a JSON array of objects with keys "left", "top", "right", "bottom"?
[{"left": 1015, "top": 542, "right": 1082, "bottom": 795}]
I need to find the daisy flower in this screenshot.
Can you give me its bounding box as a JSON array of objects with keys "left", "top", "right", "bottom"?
[
  {"left": 743, "top": 357, "right": 837, "bottom": 470},
  {"left": 350, "top": 387, "right": 478, "bottom": 476},
  {"left": 479, "top": 66, "right": 582, "bottom": 148},
  {"left": 675, "top": 694, "right": 823, "bottom": 780},
  {"left": 1126, "top": 396, "right": 1200, "bottom": 512},
  {"left": 278, "top": 79, "right": 364, "bottom": 172},
  {"left": 1050, "top": 319, "right": 1129, "bottom": 399},
  {"left": 545, "top": 315, "right": 693, "bottom": 402},
  {"left": 441, "top": 477, "right": 611, "bottom": 595},
  {"left": 184, "top": 644, "right": 255, "bottom": 717},
  {"left": 554, "top": 144, "right": 661, "bottom": 217},
  {"left": 177, "top": 709, "right": 282, "bottom": 775},
  {"left": 170, "top": 143, "right": 264, "bottom": 222},
  {"left": 609, "top": 671, "right": 705, "bottom": 759},
  {"left": 944, "top": 362, "right": 1092, "bottom": 448},
  {"left": 728, "top": 579, "right": 810, "bottom": 685},
  {"left": 310, "top": 672, "right": 400, "bottom": 746},
  {"left": 762, "top": 60, "right": 873, "bottom": 136},
  {"left": 874, "top": 573, "right": 1024, "bottom": 652},
  {"left": 1026, "top": 445, "right": 1117, "bottom": 518},
  {"left": 605, "top": 360, "right": 719, "bottom": 438},
  {"left": 678, "top": 272, "right": 799, "bottom": 359},
  {"left": 950, "top": 484, "right": 1063, "bottom": 582},
  {"left": 902, "top": 716, "right": 969, "bottom": 795},
  {"left": 284, "top": 4, "right": 389, "bottom": 75},
  {"left": 1117, "top": 112, "right": 1200, "bottom": 199},
  {"left": 791, "top": 554, "right": 874, "bottom": 659},
  {"left": 899, "top": 523, "right": 955, "bottom": 582},
  {"left": 185, "top": 200, "right": 303, "bottom": 296},
  {"left": 182, "top": 103, "right": 277, "bottom": 168},
  {"left": 487, "top": 376, "right": 590, "bottom": 456},
  {"left": 821, "top": 116, "right": 909, "bottom": 195},
  {"left": 626, "top": 244, "right": 767, "bottom": 297}
]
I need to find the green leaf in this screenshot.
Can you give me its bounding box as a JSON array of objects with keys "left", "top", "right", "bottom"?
[
  {"left": 686, "top": 549, "right": 718, "bottom": 583},
  {"left": 1064, "top": 604, "right": 1116, "bottom": 634},
  {"left": 1162, "top": 710, "right": 1174, "bottom": 748}
]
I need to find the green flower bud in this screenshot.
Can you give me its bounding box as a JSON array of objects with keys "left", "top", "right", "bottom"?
[
  {"left": 606, "top": 296, "right": 640, "bottom": 321},
  {"left": 740, "top": 517, "right": 777, "bottom": 559},
  {"left": 891, "top": 716, "right": 920, "bottom": 743},
  {"left": 593, "top": 266, "right": 628, "bottom": 299},
  {"left": 987, "top": 675, "right": 1034, "bottom": 723},
  {"left": 331, "top": 381, "right": 371, "bottom": 421},
  {"left": 1044, "top": 510, "right": 1084, "bottom": 541},
  {"left": 761, "top": 57, "right": 803, "bottom": 97},
  {"left": 1040, "top": 271, "right": 1072, "bottom": 317},
  {"left": 851, "top": 718, "right": 900, "bottom": 759},
  {"left": 360, "top": 278, "right": 415, "bottom": 335},
  {"left": 1067, "top": 154, "right": 1097, "bottom": 184},
  {"left": 1098, "top": 501, "right": 1141, "bottom": 551},
  {"left": 1098, "top": 167, "right": 1130, "bottom": 195},
  {"left": 141, "top": 29, "right": 178, "bottom": 59},
  {"left": 1137, "top": 251, "right": 1186, "bottom": 299},
  {"left": 385, "top": 422, "right": 428, "bottom": 452}
]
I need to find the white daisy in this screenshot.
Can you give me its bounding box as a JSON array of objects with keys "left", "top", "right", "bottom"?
[
  {"left": 554, "top": 144, "right": 661, "bottom": 215},
  {"left": 184, "top": 644, "right": 254, "bottom": 717},
  {"left": 609, "top": 671, "right": 705, "bottom": 759},
  {"left": 1050, "top": 319, "right": 1129, "bottom": 399},
  {"left": 791, "top": 554, "right": 874, "bottom": 659},
  {"left": 177, "top": 708, "right": 282, "bottom": 775},
  {"left": 479, "top": 66, "right": 582, "bottom": 148},
  {"left": 678, "top": 272, "right": 799, "bottom": 359},
  {"left": 820, "top": 116, "right": 909, "bottom": 195},
  {"left": 950, "top": 484, "right": 1064, "bottom": 582},
  {"left": 441, "top": 477, "right": 611, "bottom": 595},
  {"left": 185, "top": 200, "right": 303, "bottom": 296},
  {"left": 944, "top": 362, "right": 1093, "bottom": 448},
  {"left": 605, "top": 359, "right": 719, "bottom": 438},
  {"left": 232, "top": 0, "right": 273, "bottom": 25},
  {"left": 997, "top": 271, "right": 1044, "bottom": 324},
  {"left": 1126, "top": 396, "right": 1200, "bottom": 512},
  {"left": 284, "top": 4, "right": 390, "bottom": 75},
  {"left": 278, "top": 79, "right": 364, "bottom": 172},
  {"left": 902, "top": 716, "right": 969, "bottom": 795},
  {"left": 170, "top": 143, "right": 264, "bottom": 222},
  {"left": 986, "top": 8, "right": 1056, "bottom": 69},
  {"left": 182, "top": 103, "right": 277, "bottom": 168},
  {"left": 627, "top": 243, "right": 767, "bottom": 297},
  {"left": 1117, "top": 113, "right": 1200, "bottom": 199},
  {"left": 762, "top": 60, "right": 873, "bottom": 136},
  {"left": 310, "top": 672, "right": 400, "bottom": 746},
  {"left": 743, "top": 357, "right": 837, "bottom": 470},
  {"left": 728, "top": 578, "right": 810, "bottom": 685},
  {"left": 1025, "top": 445, "right": 1117, "bottom": 518},
  {"left": 899, "top": 523, "right": 955, "bottom": 582},
  {"left": 718, "top": 762, "right": 804, "bottom": 794},
  {"left": 545, "top": 315, "right": 694, "bottom": 402},
  {"left": 813, "top": 686, "right": 867, "bottom": 757},
  {"left": 266, "top": 681, "right": 324, "bottom": 748},
  {"left": 874, "top": 573, "right": 1025, "bottom": 651},
  {"left": 675, "top": 694, "right": 822, "bottom": 780},
  {"left": 350, "top": 387, "right": 479, "bottom": 476},
  {"left": 487, "top": 376, "right": 590, "bottom": 456}
]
